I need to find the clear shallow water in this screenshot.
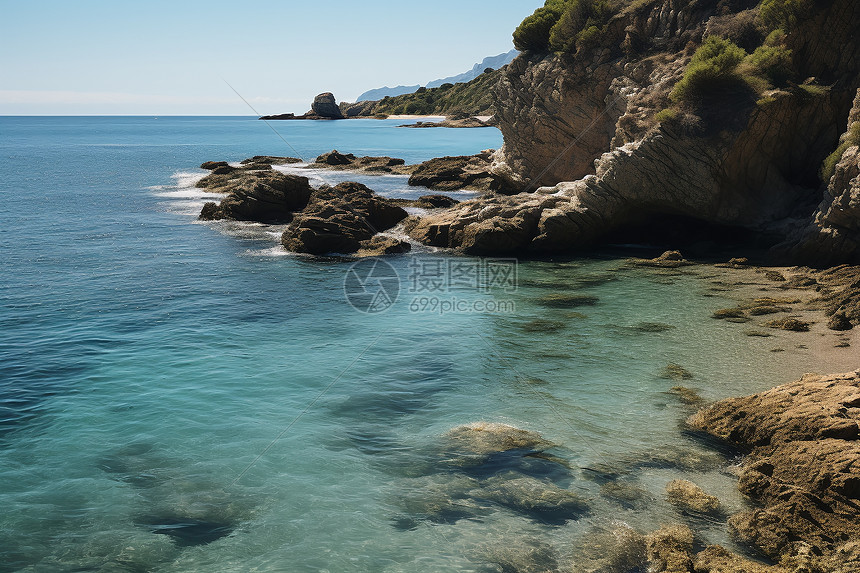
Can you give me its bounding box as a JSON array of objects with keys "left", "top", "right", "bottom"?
[{"left": 1, "top": 116, "right": 856, "bottom": 572}]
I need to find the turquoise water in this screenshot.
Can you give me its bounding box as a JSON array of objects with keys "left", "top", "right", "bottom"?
[{"left": 1, "top": 117, "right": 856, "bottom": 572}]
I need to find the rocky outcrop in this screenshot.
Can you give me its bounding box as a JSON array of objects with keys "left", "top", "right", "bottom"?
[
  {"left": 312, "top": 150, "right": 410, "bottom": 174},
  {"left": 786, "top": 89, "right": 860, "bottom": 264},
  {"left": 407, "top": 151, "right": 510, "bottom": 192},
  {"left": 198, "top": 170, "right": 312, "bottom": 223},
  {"left": 444, "top": 0, "right": 860, "bottom": 261},
  {"left": 281, "top": 182, "right": 408, "bottom": 255},
  {"left": 197, "top": 157, "right": 412, "bottom": 256},
  {"left": 311, "top": 92, "right": 344, "bottom": 119},
  {"left": 260, "top": 93, "right": 345, "bottom": 120},
  {"left": 689, "top": 370, "right": 860, "bottom": 563}
]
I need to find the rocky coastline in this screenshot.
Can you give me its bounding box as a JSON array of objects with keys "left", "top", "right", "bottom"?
[{"left": 192, "top": 0, "right": 860, "bottom": 568}]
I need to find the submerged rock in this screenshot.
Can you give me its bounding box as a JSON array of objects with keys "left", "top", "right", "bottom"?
[
  {"left": 443, "top": 422, "right": 555, "bottom": 456},
  {"left": 472, "top": 537, "right": 560, "bottom": 573},
  {"left": 645, "top": 525, "right": 694, "bottom": 573},
  {"left": 660, "top": 364, "right": 693, "bottom": 381},
  {"left": 572, "top": 524, "right": 647, "bottom": 573},
  {"left": 478, "top": 473, "right": 589, "bottom": 524},
  {"left": 665, "top": 479, "right": 721, "bottom": 515}
]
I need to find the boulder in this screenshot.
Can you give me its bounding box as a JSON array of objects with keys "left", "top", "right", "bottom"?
[
  {"left": 311, "top": 92, "right": 344, "bottom": 119},
  {"left": 197, "top": 171, "right": 312, "bottom": 223},
  {"left": 281, "top": 182, "right": 408, "bottom": 255}
]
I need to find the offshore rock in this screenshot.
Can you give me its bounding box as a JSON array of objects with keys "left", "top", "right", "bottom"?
[
  {"left": 311, "top": 92, "right": 344, "bottom": 119},
  {"left": 197, "top": 171, "right": 312, "bottom": 223},
  {"left": 281, "top": 182, "right": 407, "bottom": 255},
  {"left": 664, "top": 479, "right": 720, "bottom": 515},
  {"left": 645, "top": 525, "right": 694, "bottom": 573}
]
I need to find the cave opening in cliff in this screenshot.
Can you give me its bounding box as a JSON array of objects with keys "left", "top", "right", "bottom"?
[{"left": 601, "top": 213, "right": 784, "bottom": 261}]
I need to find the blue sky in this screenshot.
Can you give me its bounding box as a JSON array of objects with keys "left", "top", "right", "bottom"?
[{"left": 0, "top": 0, "right": 543, "bottom": 115}]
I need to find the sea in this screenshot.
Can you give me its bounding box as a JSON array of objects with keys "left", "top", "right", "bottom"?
[{"left": 1, "top": 116, "right": 856, "bottom": 572}]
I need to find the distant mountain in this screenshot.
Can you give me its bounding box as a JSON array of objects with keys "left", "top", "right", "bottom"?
[
  {"left": 356, "top": 85, "right": 421, "bottom": 102},
  {"left": 425, "top": 50, "right": 518, "bottom": 89},
  {"left": 355, "top": 49, "right": 518, "bottom": 102}
]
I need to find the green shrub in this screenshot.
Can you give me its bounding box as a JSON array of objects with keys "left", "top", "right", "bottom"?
[
  {"left": 759, "top": 0, "right": 814, "bottom": 32},
  {"left": 821, "top": 122, "right": 860, "bottom": 181},
  {"left": 513, "top": 4, "right": 564, "bottom": 52},
  {"left": 547, "top": 0, "right": 613, "bottom": 53},
  {"left": 670, "top": 37, "right": 748, "bottom": 102},
  {"left": 743, "top": 44, "right": 794, "bottom": 85},
  {"left": 655, "top": 108, "right": 679, "bottom": 123}
]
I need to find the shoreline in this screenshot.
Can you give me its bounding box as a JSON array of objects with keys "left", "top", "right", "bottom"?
[{"left": 190, "top": 151, "right": 860, "bottom": 569}]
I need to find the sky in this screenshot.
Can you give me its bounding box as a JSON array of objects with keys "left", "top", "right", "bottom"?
[{"left": 0, "top": 0, "right": 543, "bottom": 115}]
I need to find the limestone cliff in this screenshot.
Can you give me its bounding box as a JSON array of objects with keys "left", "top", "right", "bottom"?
[{"left": 408, "top": 0, "right": 860, "bottom": 262}]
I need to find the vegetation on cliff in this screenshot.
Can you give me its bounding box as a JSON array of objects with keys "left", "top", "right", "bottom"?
[
  {"left": 514, "top": 0, "right": 613, "bottom": 53},
  {"left": 343, "top": 68, "right": 501, "bottom": 117}
]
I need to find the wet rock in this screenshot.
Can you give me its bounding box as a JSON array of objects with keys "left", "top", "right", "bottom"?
[
  {"left": 478, "top": 473, "right": 590, "bottom": 524},
  {"left": 200, "top": 161, "right": 230, "bottom": 170},
  {"left": 239, "top": 155, "right": 302, "bottom": 167},
  {"left": 670, "top": 386, "right": 705, "bottom": 406},
  {"left": 354, "top": 236, "right": 411, "bottom": 257},
  {"left": 665, "top": 479, "right": 721, "bottom": 515},
  {"left": 630, "top": 251, "right": 693, "bottom": 269},
  {"left": 281, "top": 182, "right": 408, "bottom": 255},
  {"left": 414, "top": 194, "right": 459, "bottom": 208},
  {"left": 407, "top": 153, "right": 507, "bottom": 192},
  {"left": 764, "top": 270, "right": 787, "bottom": 282},
  {"left": 660, "top": 364, "right": 693, "bottom": 381},
  {"left": 762, "top": 317, "right": 810, "bottom": 332},
  {"left": 197, "top": 171, "right": 312, "bottom": 223},
  {"left": 519, "top": 319, "right": 566, "bottom": 333},
  {"left": 312, "top": 150, "right": 410, "bottom": 173},
  {"left": 316, "top": 150, "right": 355, "bottom": 166},
  {"left": 828, "top": 311, "right": 854, "bottom": 331},
  {"left": 689, "top": 370, "right": 860, "bottom": 561},
  {"left": 745, "top": 330, "right": 772, "bottom": 337},
  {"left": 715, "top": 257, "right": 749, "bottom": 269},
  {"left": 646, "top": 525, "right": 694, "bottom": 573},
  {"left": 693, "top": 545, "right": 789, "bottom": 572}
]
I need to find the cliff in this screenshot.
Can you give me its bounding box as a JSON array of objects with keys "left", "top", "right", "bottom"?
[{"left": 406, "top": 0, "right": 860, "bottom": 264}]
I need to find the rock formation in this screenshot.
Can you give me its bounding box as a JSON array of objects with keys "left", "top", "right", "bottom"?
[
  {"left": 281, "top": 182, "right": 407, "bottom": 255},
  {"left": 400, "top": 0, "right": 860, "bottom": 262},
  {"left": 310, "top": 92, "right": 344, "bottom": 119},
  {"left": 197, "top": 157, "right": 410, "bottom": 256},
  {"left": 689, "top": 370, "right": 860, "bottom": 564}
]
